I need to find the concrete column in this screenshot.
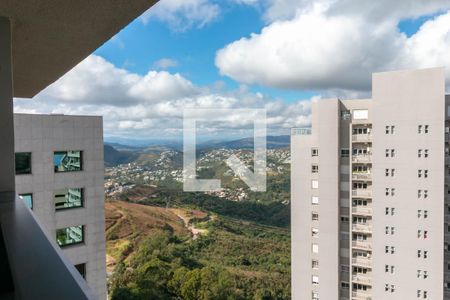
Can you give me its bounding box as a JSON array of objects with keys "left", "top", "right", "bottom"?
[{"left": 0, "top": 17, "right": 15, "bottom": 192}]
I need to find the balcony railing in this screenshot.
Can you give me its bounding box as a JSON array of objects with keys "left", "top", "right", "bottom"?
[
  {"left": 352, "top": 154, "right": 371, "bottom": 163},
  {"left": 352, "top": 206, "right": 372, "bottom": 215},
  {"left": 291, "top": 128, "right": 311, "bottom": 135},
  {"left": 352, "top": 224, "right": 372, "bottom": 233},
  {"left": 352, "top": 257, "right": 372, "bottom": 268},
  {"left": 351, "top": 291, "right": 372, "bottom": 300},
  {"left": 352, "top": 134, "right": 371, "bottom": 143},
  {"left": 352, "top": 274, "right": 372, "bottom": 285},
  {"left": 352, "top": 241, "right": 372, "bottom": 250},
  {"left": 352, "top": 189, "right": 372, "bottom": 198},
  {"left": 0, "top": 192, "right": 96, "bottom": 300},
  {"left": 352, "top": 173, "right": 372, "bottom": 181}
]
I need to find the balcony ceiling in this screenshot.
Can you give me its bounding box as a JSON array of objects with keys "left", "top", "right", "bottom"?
[{"left": 0, "top": 0, "right": 158, "bottom": 98}]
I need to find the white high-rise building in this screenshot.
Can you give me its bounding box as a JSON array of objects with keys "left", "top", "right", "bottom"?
[
  {"left": 14, "top": 114, "right": 106, "bottom": 299},
  {"left": 291, "top": 67, "right": 450, "bottom": 300}
]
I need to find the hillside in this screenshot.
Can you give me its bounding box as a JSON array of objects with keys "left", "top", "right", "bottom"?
[
  {"left": 104, "top": 145, "right": 138, "bottom": 167},
  {"left": 106, "top": 200, "right": 291, "bottom": 299}
]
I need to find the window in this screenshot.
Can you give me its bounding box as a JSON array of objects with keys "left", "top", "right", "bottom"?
[
  {"left": 341, "top": 148, "right": 350, "bottom": 158},
  {"left": 75, "top": 263, "right": 86, "bottom": 279},
  {"left": 312, "top": 291, "right": 319, "bottom": 300},
  {"left": 56, "top": 225, "right": 84, "bottom": 247},
  {"left": 312, "top": 228, "right": 319, "bottom": 237},
  {"left": 311, "top": 148, "right": 319, "bottom": 156},
  {"left": 425, "top": 125, "right": 429, "bottom": 133},
  {"left": 19, "top": 193, "right": 33, "bottom": 209},
  {"left": 341, "top": 282, "right": 349, "bottom": 289},
  {"left": 418, "top": 170, "right": 422, "bottom": 178},
  {"left": 54, "top": 151, "right": 83, "bottom": 172},
  {"left": 15, "top": 152, "right": 32, "bottom": 175},
  {"left": 386, "top": 246, "right": 395, "bottom": 254},
  {"left": 312, "top": 180, "right": 319, "bottom": 189},
  {"left": 424, "top": 149, "right": 429, "bottom": 157},
  {"left": 312, "top": 164, "right": 319, "bottom": 173},
  {"left": 385, "top": 168, "right": 395, "bottom": 176},
  {"left": 54, "top": 188, "right": 84, "bottom": 210},
  {"left": 312, "top": 275, "right": 319, "bottom": 285},
  {"left": 386, "top": 125, "right": 395, "bottom": 134},
  {"left": 312, "top": 260, "right": 319, "bottom": 269},
  {"left": 312, "top": 212, "right": 319, "bottom": 221},
  {"left": 418, "top": 149, "right": 422, "bottom": 158},
  {"left": 312, "top": 243, "right": 319, "bottom": 253},
  {"left": 311, "top": 196, "right": 319, "bottom": 205},
  {"left": 418, "top": 125, "right": 422, "bottom": 133},
  {"left": 341, "top": 110, "right": 351, "bottom": 120},
  {"left": 391, "top": 149, "right": 395, "bottom": 157},
  {"left": 424, "top": 170, "right": 428, "bottom": 178}
]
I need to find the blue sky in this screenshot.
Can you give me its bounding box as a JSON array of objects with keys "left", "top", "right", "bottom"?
[{"left": 13, "top": 0, "right": 450, "bottom": 140}]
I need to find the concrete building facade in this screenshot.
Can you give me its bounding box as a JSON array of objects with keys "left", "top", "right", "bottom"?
[
  {"left": 14, "top": 114, "right": 106, "bottom": 299},
  {"left": 291, "top": 67, "right": 450, "bottom": 300}
]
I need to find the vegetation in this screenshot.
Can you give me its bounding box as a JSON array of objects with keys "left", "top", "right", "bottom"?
[{"left": 109, "top": 213, "right": 290, "bottom": 300}]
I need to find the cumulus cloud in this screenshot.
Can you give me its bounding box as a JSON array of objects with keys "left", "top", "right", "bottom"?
[
  {"left": 140, "top": 0, "right": 220, "bottom": 31},
  {"left": 14, "top": 55, "right": 312, "bottom": 139},
  {"left": 40, "top": 55, "right": 199, "bottom": 106},
  {"left": 216, "top": 1, "right": 450, "bottom": 92}
]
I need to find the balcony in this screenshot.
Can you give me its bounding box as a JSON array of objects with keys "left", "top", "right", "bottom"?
[
  {"left": 352, "top": 189, "right": 372, "bottom": 198},
  {"left": 351, "top": 291, "right": 372, "bottom": 300},
  {"left": 352, "top": 274, "right": 372, "bottom": 285},
  {"left": 352, "top": 134, "right": 371, "bottom": 143},
  {"left": 352, "top": 241, "right": 372, "bottom": 251},
  {"left": 0, "top": 192, "right": 95, "bottom": 299},
  {"left": 352, "top": 223, "right": 372, "bottom": 234},
  {"left": 352, "top": 154, "right": 371, "bottom": 164},
  {"left": 352, "top": 173, "right": 372, "bottom": 181},
  {"left": 352, "top": 257, "right": 372, "bottom": 268},
  {"left": 352, "top": 206, "right": 372, "bottom": 216},
  {"left": 291, "top": 128, "right": 311, "bottom": 135}
]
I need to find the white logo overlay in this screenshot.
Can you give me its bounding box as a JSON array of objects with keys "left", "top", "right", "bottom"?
[{"left": 183, "top": 108, "right": 267, "bottom": 192}]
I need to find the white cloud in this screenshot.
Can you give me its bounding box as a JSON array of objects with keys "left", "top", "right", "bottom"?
[
  {"left": 153, "top": 58, "right": 179, "bottom": 69},
  {"left": 39, "top": 55, "right": 199, "bottom": 106},
  {"left": 140, "top": 0, "right": 220, "bottom": 31},
  {"left": 216, "top": 1, "right": 450, "bottom": 92},
  {"left": 14, "top": 55, "right": 313, "bottom": 139}
]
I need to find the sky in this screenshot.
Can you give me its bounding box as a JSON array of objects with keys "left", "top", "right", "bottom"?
[{"left": 13, "top": 0, "right": 450, "bottom": 142}]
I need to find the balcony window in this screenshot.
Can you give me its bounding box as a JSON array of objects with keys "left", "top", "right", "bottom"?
[
  {"left": 312, "top": 164, "right": 319, "bottom": 173},
  {"left": 54, "top": 151, "right": 83, "bottom": 172},
  {"left": 19, "top": 193, "right": 33, "bottom": 209},
  {"left": 312, "top": 260, "right": 319, "bottom": 269},
  {"left": 56, "top": 225, "right": 84, "bottom": 247},
  {"left": 311, "top": 196, "right": 319, "bottom": 205},
  {"left": 312, "top": 212, "right": 319, "bottom": 221},
  {"left": 311, "top": 148, "right": 319, "bottom": 156},
  {"left": 312, "top": 243, "right": 319, "bottom": 253},
  {"left": 15, "top": 152, "right": 32, "bottom": 175},
  {"left": 55, "top": 188, "right": 84, "bottom": 210},
  {"left": 75, "top": 263, "right": 86, "bottom": 279},
  {"left": 312, "top": 275, "right": 319, "bottom": 285}
]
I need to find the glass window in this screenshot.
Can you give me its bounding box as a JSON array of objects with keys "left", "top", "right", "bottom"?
[
  {"left": 15, "top": 152, "right": 32, "bottom": 175},
  {"left": 55, "top": 188, "right": 84, "bottom": 210},
  {"left": 19, "top": 193, "right": 33, "bottom": 209},
  {"left": 56, "top": 225, "right": 84, "bottom": 247},
  {"left": 75, "top": 263, "right": 86, "bottom": 279},
  {"left": 54, "top": 151, "right": 83, "bottom": 172}
]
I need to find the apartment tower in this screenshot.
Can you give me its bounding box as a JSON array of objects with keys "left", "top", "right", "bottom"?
[
  {"left": 291, "top": 67, "right": 450, "bottom": 300},
  {"left": 14, "top": 114, "right": 106, "bottom": 299}
]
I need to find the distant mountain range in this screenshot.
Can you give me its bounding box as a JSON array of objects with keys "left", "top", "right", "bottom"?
[{"left": 104, "top": 135, "right": 290, "bottom": 166}]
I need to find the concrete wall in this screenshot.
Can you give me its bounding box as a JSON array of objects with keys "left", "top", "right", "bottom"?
[
  {"left": 14, "top": 114, "right": 106, "bottom": 300},
  {"left": 291, "top": 98, "right": 340, "bottom": 300},
  {"left": 372, "top": 68, "right": 445, "bottom": 299}
]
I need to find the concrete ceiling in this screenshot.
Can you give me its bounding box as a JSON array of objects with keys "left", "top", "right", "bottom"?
[{"left": 0, "top": 0, "right": 158, "bottom": 98}]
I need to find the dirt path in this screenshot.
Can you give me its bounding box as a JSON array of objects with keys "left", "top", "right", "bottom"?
[{"left": 170, "top": 208, "right": 211, "bottom": 240}]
